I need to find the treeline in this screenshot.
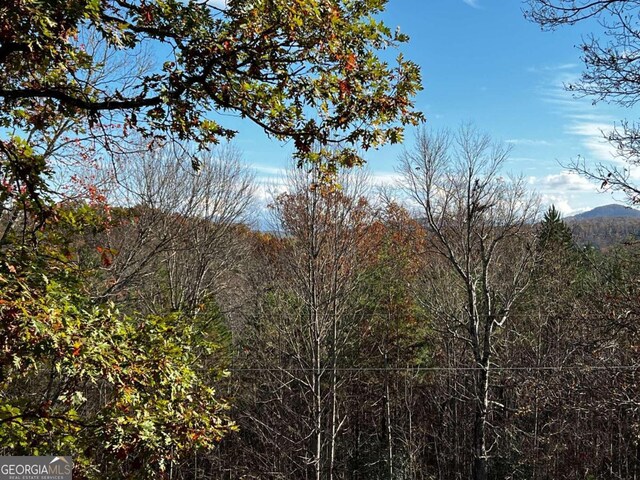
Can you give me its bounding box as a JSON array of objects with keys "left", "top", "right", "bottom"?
[
  {"left": 1, "top": 130, "right": 639, "bottom": 479},
  {"left": 568, "top": 217, "right": 640, "bottom": 250}
]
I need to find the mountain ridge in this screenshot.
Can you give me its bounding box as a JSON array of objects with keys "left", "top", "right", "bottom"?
[{"left": 566, "top": 203, "right": 640, "bottom": 221}]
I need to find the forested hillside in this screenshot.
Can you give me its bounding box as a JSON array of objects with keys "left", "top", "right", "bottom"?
[
  {"left": 3, "top": 133, "right": 639, "bottom": 479},
  {"left": 205, "top": 137, "right": 640, "bottom": 480},
  {"left": 566, "top": 205, "right": 640, "bottom": 248},
  {"left": 569, "top": 217, "right": 640, "bottom": 249}
]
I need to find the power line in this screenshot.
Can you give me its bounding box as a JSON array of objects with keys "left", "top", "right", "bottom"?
[{"left": 227, "top": 365, "right": 640, "bottom": 373}]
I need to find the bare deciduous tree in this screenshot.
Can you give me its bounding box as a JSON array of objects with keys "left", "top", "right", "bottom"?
[
  {"left": 97, "top": 143, "right": 254, "bottom": 315},
  {"left": 223, "top": 163, "right": 374, "bottom": 479},
  {"left": 398, "top": 126, "right": 539, "bottom": 480},
  {"left": 273, "top": 164, "right": 374, "bottom": 480}
]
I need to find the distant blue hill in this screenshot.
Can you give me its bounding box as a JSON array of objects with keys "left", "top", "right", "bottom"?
[
  {"left": 564, "top": 204, "right": 640, "bottom": 248},
  {"left": 567, "top": 204, "right": 640, "bottom": 221}
]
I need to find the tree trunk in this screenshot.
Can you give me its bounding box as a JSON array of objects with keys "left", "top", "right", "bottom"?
[
  {"left": 313, "top": 301, "right": 322, "bottom": 480},
  {"left": 329, "top": 311, "right": 337, "bottom": 480},
  {"left": 385, "top": 378, "right": 394, "bottom": 479},
  {"left": 383, "top": 330, "right": 394, "bottom": 480},
  {"left": 472, "top": 364, "right": 490, "bottom": 480},
  {"left": 309, "top": 187, "right": 322, "bottom": 480}
]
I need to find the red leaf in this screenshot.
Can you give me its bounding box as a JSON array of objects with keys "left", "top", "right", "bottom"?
[{"left": 339, "top": 79, "right": 351, "bottom": 98}]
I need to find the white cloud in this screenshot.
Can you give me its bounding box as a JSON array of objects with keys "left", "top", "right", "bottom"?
[
  {"left": 506, "top": 138, "right": 552, "bottom": 146},
  {"left": 565, "top": 121, "right": 617, "bottom": 161},
  {"left": 629, "top": 166, "right": 640, "bottom": 181},
  {"left": 526, "top": 171, "right": 612, "bottom": 215},
  {"left": 252, "top": 165, "right": 285, "bottom": 177},
  {"left": 254, "top": 182, "right": 285, "bottom": 202},
  {"left": 565, "top": 122, "right": 612, "bottom": 137},
  {"left": 462, "top": 0, "right": 481, "bottom": 8},
  {"left": 527, "top": 63, "right": 578, "bottom": 74},
  {"left": 539, "top": 194, "right": 576, "bottom": 216},
  {"left": 539, "top": 71, "right": 584, "bottom": 111},
  {"left": 369, "top": 171, "right": 402, "bottom": 187},
  {"left": 536, "top": 171, "right": 597, "bottom": 192},
  {"left": 536, "top": 69, "right": 622, "bottom": 163},
  {"left": 208, "top": 0, "right": 227, "bottom": 8},
  {"left": 542, "top": 88, "right": 583, "bottom": 112}
]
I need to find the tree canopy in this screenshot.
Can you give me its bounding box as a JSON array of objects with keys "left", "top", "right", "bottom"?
[{"left": 0, "top": 0, "right": 423, "bottom": 187}]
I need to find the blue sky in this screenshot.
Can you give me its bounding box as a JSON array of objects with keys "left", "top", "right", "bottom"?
[{"left": 225, "top": 0, "right": 639, "bottom": 215}]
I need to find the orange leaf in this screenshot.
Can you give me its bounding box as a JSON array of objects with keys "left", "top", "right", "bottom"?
[{"left": 345, "top": 53, "right": 357, "bottom": 71}]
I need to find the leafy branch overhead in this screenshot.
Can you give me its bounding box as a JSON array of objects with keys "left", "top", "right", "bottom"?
[{"left": 0, "top": 0, "right": 423, "bottom": 167}]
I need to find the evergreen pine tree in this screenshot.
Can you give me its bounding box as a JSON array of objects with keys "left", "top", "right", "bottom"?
[{"left": 537, "top": 205, "right": 575, "bottom": 252}]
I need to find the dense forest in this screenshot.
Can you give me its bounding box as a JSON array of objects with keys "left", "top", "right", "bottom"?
[
  {"left": 2, "top": 129, "right": 640, "bottom": 479},
  {"left": 3, "top": 0, "right": 640, "bottom": 479}
]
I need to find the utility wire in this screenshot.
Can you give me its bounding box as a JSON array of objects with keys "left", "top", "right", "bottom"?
[{"left": 227, "top": 365, "right": 640, "bottom": 373}]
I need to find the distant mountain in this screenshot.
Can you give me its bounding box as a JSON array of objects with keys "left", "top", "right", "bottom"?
[
  {"left": 563, "top": 204, "right": 640, "bottom": 248},
  {"left": 566, "top": 203, "right": 640, "bottom": 221}
]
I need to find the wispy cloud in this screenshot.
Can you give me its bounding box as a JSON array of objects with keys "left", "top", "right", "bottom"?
[
  {"left": 506, "top": 138, "right": 553, "bottom": 147},
  {"left": 462, "top": 0, "right": 481, "bottom": 8},
  {"left": 252, "top": 165, "right": 285, "bottom": 177},
  {"left": 540, "top": 73, "right": 584, "bottom": 112},
  {"left": 535, "top": 67, "right": 623, "bottom": 162},
  {"left": 527, "top": 63, "right": 578, "bottom": 74},
  {"left": 564, "top": 121, "right": 617, "bottom": 161}
]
